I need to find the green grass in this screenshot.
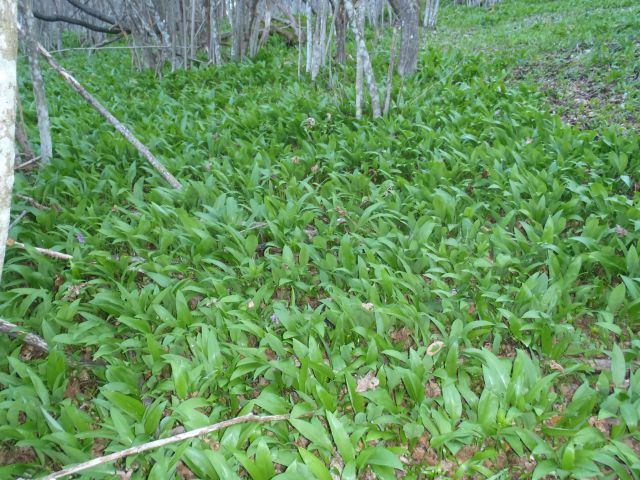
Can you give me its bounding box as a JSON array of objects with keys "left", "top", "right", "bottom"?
[{"left": 2, "top": 0, "right": 640, "bottom": 478}]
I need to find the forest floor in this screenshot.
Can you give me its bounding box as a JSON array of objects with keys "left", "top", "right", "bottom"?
[
  {"left": 2, "top": 0, "right": 640, "bottom": 479},
  {"left": 436, "top": 0, "right": 640, "bottom": 132}
]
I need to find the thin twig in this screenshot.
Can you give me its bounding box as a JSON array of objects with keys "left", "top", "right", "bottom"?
[
  {"left": 0, "top": 318, "right": 49, "bottom": 352},
  {"left": 34, "top": 413, "right": 293, "bottom": 480},
  {"left": 8, "top": 210, "right": 28, "bottom": 230},
  {"left": 7, "top": 239, "right": 73, "bottom": 260},
  {"left": 15, "top": 156, "right": 41, "bottom": 170},
  {"left": 89, "top": 33, "right": 124, "bottom": 53}
]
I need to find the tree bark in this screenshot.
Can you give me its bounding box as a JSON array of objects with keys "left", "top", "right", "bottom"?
[
  {"left": 0, "top": 0, "right": 18, "bottom": 283},
  {"left": 0, "top": 318, "right": 48, "bottom": 352},
  {"left": 34, "top": 40, "right": 182, "bottom": 189},
  {"left": 383, "top": 26, "right": 398, "bottom": 115},
  {"left": 387, "top": 0, "right": 419, "bottom": 76},
  {"left": 259, "top": 0, "right": 272, "bottom": 48},
  {"left": 23, "top": 0, "right": 53, "bottom": 165},
  {"left": 310, "top": 0, "right": 328, "bottom": 80},
  {"left": 14, "top": 95, "right": 35, "bottom": 162},
  {"left": 232, "top": 0, "right": 246, "bottom": 59},
  {"left": 423, "top": 0, "right": 439, "bottom": 29},
  {"left": 32, "top": 10, "right": 128, "bottom": 35},
  {"left": 344, "top": 0, "right": 381, "bottom": 118},
  {"left": 208, "top": 0, "right": 222, "bottom": 64},
  {"left": 248, "top": 0, "right": 262, "bottom": 57},
  {"left": 64, "top": 0, "right": 119, "bottom": 26},
  {"left": 305, "top": 1, "right": 313, "bottom": 72},
  {"left": 334, "top": 0, "right": 347, "bottom": 64}
]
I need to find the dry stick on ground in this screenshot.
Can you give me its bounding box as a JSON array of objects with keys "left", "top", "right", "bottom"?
[
  {"left": 15, "top": 193, "right": 49, "bottom": 210},
  {"left": 15, "top": 155, "right": 40, "bottom": 170},
  {"left": 34, "top": 413, "right": 292, "bottom": 480},
  {"left": 8, "top": 209, "right": 27, "bottom": 230},
  {"left": 32, "top": 40, "right": 183, "bottom": 189},
  {"left": 0, "top": 318, "right": 49, "bottom": 352},
  {"left": 7, "top": 238, "right": 73, "bottom": 260}
]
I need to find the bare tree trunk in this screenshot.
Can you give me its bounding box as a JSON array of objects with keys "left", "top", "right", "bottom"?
[
  {"left": 0, "top": 0, "right": 18, "bottom": 282},
  {"left": 383, "top": 26, "right": 398, "bottom": 116},
  {"left": 248, "top": 0, "right": 262, "bottom": 57},
  {"left": 259, "top": 0, "right": 271, "bottom": 48},
  {"left": 297, "top": 0, "right": 302, "bottom": 78},
  {"left": 208, "top": 0, "right": 222, "bottom": 64},
  {"left": 387, "top": 0, "right": 419, "bottom": 77},
  {"left": 35, "top": 41, "right": 182, "bottom": 189},
  {"left": 305, "top": 1, "right": 312, "bottom": 73},
  {"left": 344, "top": 0, "right": 381, "bottom": 118},
  {"left": 310, "top": 0, "right": 328, "bottom": 80},
  {"left": 423, "top": 0, "right": 439, "bottom": 29},
  {"left": 23, "top": 0, "right": 53, "bottom": 165},
  {"left": 189, "top": 0, "right": 197, "bottom": 60},
  {"left": 15, "top": 94, "right": 35, "bottom": 162},
  {"left": 180, "top": 0, "right": 189, "bottom": 68},
  {"left": 355, "top": 33, "right": 363, "bottom": 119},
  {"left": 232, "top": 0, "right": 246, "bottom": 59},
  {"left": 334, "top": 0, "right": 346, "bottom": 64}
]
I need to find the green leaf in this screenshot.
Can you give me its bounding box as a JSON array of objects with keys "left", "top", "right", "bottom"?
[
  {"left": 298, "top": 448, "right": 332, "bottom": 480},
  {"left": 611, "top": 344, "right": 626, "bottom": 387},
  {"left": 326, "top": 411, "right": 355, "bottom": 463},
  {"left": 290, "top": 418, "right": 332, "bottom": 451}
]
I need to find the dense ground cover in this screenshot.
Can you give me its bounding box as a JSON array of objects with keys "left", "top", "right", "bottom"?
[{"left": 2, "top": 0, "right": 639, "bottom": 478}]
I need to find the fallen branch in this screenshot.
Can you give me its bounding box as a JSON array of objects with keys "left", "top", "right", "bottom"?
[
  {"left": 8, "top": 210, "right": 28, "bottom": 230},
  {"left": 15, "top": 193, "right": 49, "bottom": 210},
  {"left": 7, "top": 238, "right": 73, "bottom": 260},
  {"left": 33, "top": 40, "right": 182, "bottom": 189},
  {"left": 0, "top": 318, "right": 48, "bottom": 352},
  {"left": 15, "top": 155, "right": 41, "bottom": 170},
  {"left": 34, "top": 413, "right": 292, "bottom": 480}
]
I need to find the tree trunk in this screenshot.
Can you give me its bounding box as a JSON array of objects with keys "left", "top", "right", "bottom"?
[
  {"left": 232, "top": 0, "right": 246, "bottom": 59},
  {"left": 208, "top": 0, "right": 222, "bottom": 64},
  {"left": 310, "top": 0, "right": 328, "bottom": 80},
  {"left": 259, "top": 0, "right": 271, "bottom": 48},
  {"left": 189, "top": 0, "right": 197, "bottom": 60},
  {"left": 387, "top": 0, "right": 419, "bottom": 76},
  {"left": 248, "top": 0, "right": 262, "bottom": 57},
  {"left": 383, "top": 26, "right": 398, "bottom": 115},
  {"left": 0, "top": 0, "right": 18, "bottom": 282},
  {"left": 423, "top": 0, "right": 439, "bottom": 29},
  {"left": 344, "top": 0, "right": 381, "bottom": 118},
  {"left": 23, "top": 0, "right": 53, "bottom": 165},
  {"left": 15, "top": 92, "right": 35, "bottom": 162},
  {"left": 334, "top": 0, "right": 346, "bottom": 64},
  {"left": 305, "top": 1, "right": 312, "bottom": 73}
]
